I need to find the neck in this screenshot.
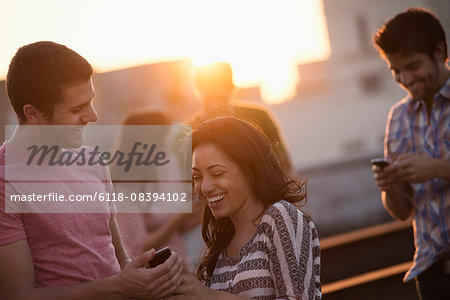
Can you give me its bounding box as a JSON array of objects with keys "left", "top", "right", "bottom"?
[
  {"left": 426, "top": 63, "right": 450, "bottom": 104},
  {"left": 8, "top": 125, "right": 62, "bottom": 154},
  {"left": 439, "top": 64, "right": 450, "bottom": 87},
  {"left": 229, "top": 196, "right": 265, "bottom": 236},
  {"left": 9, "top": 125, "right": 32, "bottom": 149}
]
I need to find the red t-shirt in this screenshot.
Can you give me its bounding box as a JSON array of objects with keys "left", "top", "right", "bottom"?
[{"left": 0, "top": 142, "right": 120, "bottom": 287}]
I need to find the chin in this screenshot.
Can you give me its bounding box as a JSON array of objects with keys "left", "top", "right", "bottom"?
[
  {"left": 210, "top": 210, "right": 220, "bottom": 219},
  {"left": 409, "top": 92, "right": 424, "bottom": 101},
  {"left": 210, "top": 209, "right": 226, "bottom": 220},
  {"left": 62, "top": 136, "right": 84, "bottom": 148}
]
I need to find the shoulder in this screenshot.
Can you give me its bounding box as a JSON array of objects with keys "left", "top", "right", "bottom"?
[
  {"left": 388, "top": 97, "right": 416, "bottom": 121},
  {"left": 265, "top": 200, "right": 310, "bottom": 222},
  {"left": 74, "top": 146, "right": 108, "bottom": 167},
  {"left": 232, "top": 99, "right": 268, "bottom": 110},
  {"left": 261, "top": 200, "right": 317, "bottom": 238},
  {"left": 231, "top": 101, "right": 281, "bottom": 138},
  {"left": 232, "top": 100, "right": 273, "bottom": 117},
  {"left": 385, "top": 97, "right": 418, "bottom": 149},
  {"left": 70, "top": 145, "right": 97, "bottom": 156},
  {"left": 184, "top": 109, "right": 203, "bottom": 126}
]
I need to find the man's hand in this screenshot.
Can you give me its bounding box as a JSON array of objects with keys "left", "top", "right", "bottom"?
[
  {"left": 386, "top": 153, "right": 441, "bottom": 184},
  {"left": 372, "top": 154, "right": 445, "bottom": 191},
  {"left": 372, "top": 163, "right": 397, "bottom": 191},
  {"left": 117, "top": 249, "right": 183, "bottom": 299},
  {"left": 371, "top": 155, "right": 415, "bottom": 220}
]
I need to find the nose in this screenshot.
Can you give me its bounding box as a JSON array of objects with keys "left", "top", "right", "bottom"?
[
  {"left": 395, "top": 71, "right": 413, "bottom": 86},
  {"left": 81, "top": 104, "right": 98, "bottom": 124},
  {"left": 201, "top": 176, "right": 215, "bottom": 196}
]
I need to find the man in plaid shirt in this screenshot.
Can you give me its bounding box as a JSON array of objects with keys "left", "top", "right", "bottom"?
[{"left": 372, "top": 7, "right": 450, "bottom": 299}]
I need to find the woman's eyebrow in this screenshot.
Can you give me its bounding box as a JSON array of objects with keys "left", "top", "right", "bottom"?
[{"left": 192, "top": 164, "right": 226, "bottom": 171}]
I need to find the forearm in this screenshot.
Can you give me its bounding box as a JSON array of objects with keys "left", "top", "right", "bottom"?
[
  {"left": 382, "top": 184, "right": 414, "bottom": 221},
  {"left": 110, "top": 218, "right": 131, "bottom": 269},
  {"left": 1, "top": 236, "right": 182, "bottom": 300},
  {"left": 10, "top": 274, "right": 125, "bottom": 300}
]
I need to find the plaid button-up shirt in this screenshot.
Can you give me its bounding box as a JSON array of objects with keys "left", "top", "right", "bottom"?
[{"left": 385, "top": 77, "right": 450, "bottom": 281}]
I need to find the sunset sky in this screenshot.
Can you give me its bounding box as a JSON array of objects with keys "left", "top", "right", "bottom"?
[{"left": 0, "top": 0, "right": 331, "bottom": 104}]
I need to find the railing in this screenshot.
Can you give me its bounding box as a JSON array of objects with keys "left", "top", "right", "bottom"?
[{"left": 320, "top": 220, "right": 418, "bottom": 299}]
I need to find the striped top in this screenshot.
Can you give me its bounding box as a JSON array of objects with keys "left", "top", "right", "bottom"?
[
  {"left": 384, "top": 77, "right": 450, "bottom": 281},
  {"left": 206, "top": 200, "right": 321, "bottom": 300}
]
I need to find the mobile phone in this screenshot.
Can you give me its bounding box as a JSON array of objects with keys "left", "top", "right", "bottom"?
[
  {"left": 370, "top": 158, "right": 389, "bottom": 170},
  {"left": 148, "top": 247, "right": 171, "bottom": 268}
]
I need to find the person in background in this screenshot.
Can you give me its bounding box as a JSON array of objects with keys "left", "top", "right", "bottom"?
[
  {"left": 0, "top": 41, "right": 183, "bottom": 300},
  {"left": 372, "top": 7, "right": 450, "bottom": 299},
  {"left": 168, "top": 117, "right": 321, "bottom": 300},
  {"left": 112, "top": 109, "right": 202, "bottom": 270},
  {"left": 186, "top": 62, "right": 294, "bottom": 175}
]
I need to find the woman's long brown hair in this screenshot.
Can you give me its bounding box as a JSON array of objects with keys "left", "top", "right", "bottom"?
[{"left": 192, "top": 117, "right": 306, "bottom": 283}]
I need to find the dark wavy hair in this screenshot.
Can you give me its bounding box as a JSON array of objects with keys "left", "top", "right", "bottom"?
[
  {"left": 373, "top": 7, "right": 447, "bottom": 61},
  {"left": 6, "top": 41, "right": 93, "bottom": 123},
  {"left": 192, "top": 117, "right": 306, "bottom": 283}
]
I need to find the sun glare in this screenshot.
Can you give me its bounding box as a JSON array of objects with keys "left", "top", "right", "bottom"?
[
  {"left": 1, "top": 0, "right": 330, "bottom": 104},
  {"left": 184, "top": 0, "right": 330, "bottom": 104}
]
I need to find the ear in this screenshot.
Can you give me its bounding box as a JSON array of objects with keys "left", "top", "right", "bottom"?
[
  {"left": 434, "top": 42, "right": 446, "bottom": 62},
  {"left": 23, "top": 104, "right": 46, "bottom": 124}
]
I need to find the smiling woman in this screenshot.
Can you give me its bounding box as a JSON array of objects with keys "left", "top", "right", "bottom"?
[
  {"left": 169, "top": 117, "right": 321, "bottom": 300},
  {"left": 192, "top": 143, "right": 259, "bottom": 221}
]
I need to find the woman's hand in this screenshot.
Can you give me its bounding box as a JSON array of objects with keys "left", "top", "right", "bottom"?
[{"left": 165, "top": 273, "right": 215, "bottom": 300}]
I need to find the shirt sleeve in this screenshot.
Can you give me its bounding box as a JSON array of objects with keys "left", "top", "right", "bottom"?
[
  {"left": 0, "top": 177, "right": 27, "bottom": 246},
  {"left": 266, "top": 202, "right": 321, "bottom": 300},
  {"left": 384, "top": 105, "right": 396, "bottom": 161},
  {"left": 384, "top": 101, "right": 411, "bottom": 161}
]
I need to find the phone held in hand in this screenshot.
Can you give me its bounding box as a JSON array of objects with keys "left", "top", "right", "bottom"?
[
  {"left": 148, "top": 247, "right": 171, "bottom": 268},
  {"left": 371, "top": 158, "right": 389, "bottom": 170}
]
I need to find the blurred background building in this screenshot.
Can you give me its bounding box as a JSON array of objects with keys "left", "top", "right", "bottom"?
[{"left": 272, "top": 0, "right": 449, "bottom": 235}]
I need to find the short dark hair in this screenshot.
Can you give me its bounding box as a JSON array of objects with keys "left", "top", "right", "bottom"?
[
  {"left": 373, "top": 7, "right": 447, "bottom": 60},
  {"left": 192, "top": 117, "right": 306, "bottom": 282},
  {"left": 6, "top": 41, "right": 93, "bottom": 123}
]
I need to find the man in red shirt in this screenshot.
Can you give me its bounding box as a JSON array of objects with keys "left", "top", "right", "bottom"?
[{"left": 0, "top": 41, "right": 183, "bottom": 299}]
